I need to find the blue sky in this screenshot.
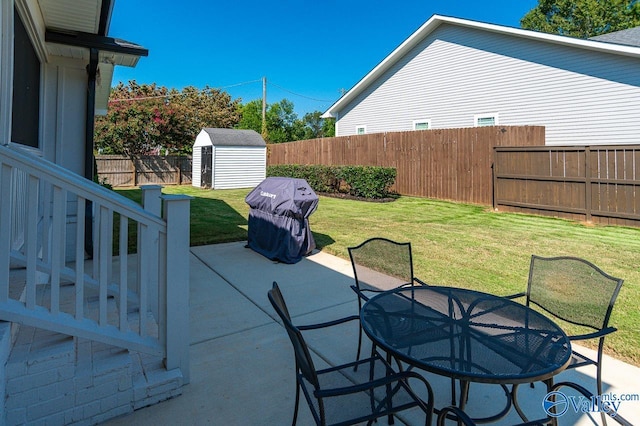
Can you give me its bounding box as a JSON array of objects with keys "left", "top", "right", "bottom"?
[{"left": 110, "top": 0, "right": 539, "bottom": 116}]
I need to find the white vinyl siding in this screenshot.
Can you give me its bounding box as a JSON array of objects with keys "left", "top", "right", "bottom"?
[
  {"left": 192, "top": 146, "right": 202, "bottom": 187},
  {"left": 336, "top": 24, "right": 640, "bottom": 145},
  {"left": 211, "top": 146, "right": 266, "bottom": 189}
]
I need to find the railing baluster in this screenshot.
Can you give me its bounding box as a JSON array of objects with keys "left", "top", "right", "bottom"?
[
  {"left": 92, "top": 201, "right": 100, "bottom": 282},
  {"left": 50, "top": 185, "right": 66, "bottom": 315},
  {"left": 157, "top": 226, "right": 167, "bottom": 348},
  {"left": 98, "top": 205, "right": 112, "bottom": 326},
  {"left": 25, "top": 175, "right": 40, "bottom": 310},
  {"left": 75, "top": 196, "right": 85, "bottom": 320},
  {"left": 138, "top": 222, "right": 149, "bottom": 336},
  {"left": 40, "top": 180, "right": 51, "bottom": 268},
  {"left": 119, "top": 215, "right": 128, "bottom": 331},
  {"left": 0, "top": 162, "right": 13, "bottom": 303}
]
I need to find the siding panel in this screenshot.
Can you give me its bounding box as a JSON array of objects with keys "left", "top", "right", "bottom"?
[
  {"left": 337, "top": 24, "right": 640, "bottom": 146},
  {"left": 212, "top": 147, "right": 266, "bottom": 189}
]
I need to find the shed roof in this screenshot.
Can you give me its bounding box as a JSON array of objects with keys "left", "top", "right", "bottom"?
[
  {"left": 201, "top": 128, "right": 266, "bottom": 147},
  {"left": 590, "top": 26, "right": 640, "bottom": 47}
]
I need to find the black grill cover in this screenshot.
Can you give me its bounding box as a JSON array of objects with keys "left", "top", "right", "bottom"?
[{"left": 245, "top": 177, "right": 319, "bottom": 264}]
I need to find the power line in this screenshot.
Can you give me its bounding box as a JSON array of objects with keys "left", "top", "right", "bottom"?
[
  {"left": 269, "top": 81, "right": 335, "bottom": 103},
  {"left": 109, "top": 79, "right": 263, "bottom": 103},
  {"left": 108, "top": 78, "right": 336, "bottom": 106}
]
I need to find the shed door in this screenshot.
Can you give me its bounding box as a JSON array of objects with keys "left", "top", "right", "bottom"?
[{"left": 201, "top": 146, "right": 212, "bottom": 188}]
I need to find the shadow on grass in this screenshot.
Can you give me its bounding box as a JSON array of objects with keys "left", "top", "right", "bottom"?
[
  {"left": 313, "top": 231, "right": 336, "bottom": 250},
  {"left": 115, "top": 187, "right": 336, "bottom": 250}
]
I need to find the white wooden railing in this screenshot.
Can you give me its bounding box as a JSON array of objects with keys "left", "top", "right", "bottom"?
[{"left": 0, "top": 144, "right": 191, "bottom": 382}]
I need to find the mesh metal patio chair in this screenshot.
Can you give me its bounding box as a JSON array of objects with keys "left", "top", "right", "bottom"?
[
  {"left": 508, "top": 255, "right": 624, "bottom": 425},
  {"left": 348, "top": 237, "right": 428, "bottom": 365},
  {"left": 268, "top": 282, "right": 435, "bottom": 426}
]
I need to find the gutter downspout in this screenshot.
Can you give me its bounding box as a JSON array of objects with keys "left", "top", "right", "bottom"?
[{"left": 84, "top": 47, "right": 99, "bottom": 256}]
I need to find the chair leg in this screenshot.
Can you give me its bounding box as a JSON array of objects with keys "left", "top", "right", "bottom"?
[
  {"left": 354, "top": 325, "right": 364, "bottom": 371},
  {"left": 596, "top": 339, "right": 608, "bottom": 426},
  {"left": 451, "top": 378, "right": 457, "bottom": 406},
  {"left": 597, "top": 362, "right": 607, "bottom": 426},
  {"left": 292, "top": 380, "right": 300, "bottom": 426}
]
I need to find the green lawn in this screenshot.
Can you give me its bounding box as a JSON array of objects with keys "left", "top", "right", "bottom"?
[{"left": 117, "top": 185, "right": 640, "bottom": 366}]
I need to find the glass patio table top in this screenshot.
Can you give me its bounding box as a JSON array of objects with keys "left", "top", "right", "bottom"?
[{"left": 360, "top": 286, "right": 572, "bottom": 385}]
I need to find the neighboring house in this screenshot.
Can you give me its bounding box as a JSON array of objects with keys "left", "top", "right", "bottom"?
[
  {"left": 322, "top": 15, "right": 640, "bottom": 145},
  {"left": 192, "top": 128, "right": 267, "bottom": 190},
  {"left": 0, "top": 1, "right": 191, "bottom": 424},
  {"left": 590, "top": 26, "right": 640, "bottom": 47}
]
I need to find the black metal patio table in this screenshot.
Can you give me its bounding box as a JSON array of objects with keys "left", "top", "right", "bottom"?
[{"left": 360, "top": 286, "right": 572, "bottom": 423}]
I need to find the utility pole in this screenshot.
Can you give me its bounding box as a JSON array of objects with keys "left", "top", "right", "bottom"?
[{"left": 261, "top": 76, "right": 268, "bottom": 140}]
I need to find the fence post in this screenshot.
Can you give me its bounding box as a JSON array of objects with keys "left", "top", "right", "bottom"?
[
  {"left": 162, "top": 194, "right": 192, "bottom": 383},
  {"left": 492, "top": 148, "right": 497, "bottom": 210},
  {"left": 584, "top": 146, "right": 592, "bottom": 222}
]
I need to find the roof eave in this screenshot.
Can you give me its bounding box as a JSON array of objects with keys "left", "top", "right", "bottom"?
[{"left": 45, "top": 30, "right": 149, "bottom": 58}]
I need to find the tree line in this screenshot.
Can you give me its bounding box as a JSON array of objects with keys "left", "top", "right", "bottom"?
[
  {"left": 94, "top": 81, "right": 335, "bottom": 156},
  {"left": 96, "top": 0, "right": 640, "bottom": 157}
]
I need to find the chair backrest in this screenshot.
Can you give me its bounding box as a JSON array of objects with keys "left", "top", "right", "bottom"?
[
  {"left": 348, "top": 238, "right": 415, "bottom": 291},
  {"left": 526, "top": 255, "right": 624, "bottom": 331},
  {"left": 268, "top": 282, "right": 320, "bottom": 388}
]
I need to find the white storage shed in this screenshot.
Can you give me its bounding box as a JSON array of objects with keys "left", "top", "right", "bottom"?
[{"left": 192, "top": 128, "right": 267, "bottom": 189}]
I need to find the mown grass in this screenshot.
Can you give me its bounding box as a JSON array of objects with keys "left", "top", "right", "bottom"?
[{"left": 117, "top": 185, "right": 640, "bottom": 367}]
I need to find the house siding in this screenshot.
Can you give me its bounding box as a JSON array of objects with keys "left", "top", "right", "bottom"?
[
  {"left": 212, "top": 146, "right": 266, "bottom": 189},
  {"left": 336, "top": 24, "right": 640, "bottom": 145}
]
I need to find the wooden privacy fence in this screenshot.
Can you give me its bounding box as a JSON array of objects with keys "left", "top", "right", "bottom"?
[
  {"left": 96, "top": 155, "right": 192, "bottom": 187},
  {"left": 494, "top": 145, "right": 640, "bottom": 227},
  {"left": 268, "top": 126, "right": 545, "bottom": 205}
]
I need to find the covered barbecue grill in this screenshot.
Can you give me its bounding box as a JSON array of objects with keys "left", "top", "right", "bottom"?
[{"left": 245, "top": 177, "right": 318, "bottom": 264}]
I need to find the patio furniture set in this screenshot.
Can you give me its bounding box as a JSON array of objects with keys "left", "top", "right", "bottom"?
[{"left": 268, "top": 237, "right": 629, "bottom": 425}]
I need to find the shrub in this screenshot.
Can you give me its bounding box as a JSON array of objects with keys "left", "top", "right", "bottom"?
[
  {"left": 267, "top": 164, "right": 396, "bottom": 199},
  {"left": 338, "top": 166, "right": 397, "bottom": 199}
]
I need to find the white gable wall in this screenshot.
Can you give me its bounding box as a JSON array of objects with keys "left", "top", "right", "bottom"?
[{"left": 336, "top": 24, "right": 640, "bottom": 145}]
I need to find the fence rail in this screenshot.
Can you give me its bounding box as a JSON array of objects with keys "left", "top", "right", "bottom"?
[
  {"left": 268, "top": 126, "right": 545, "bottom": 205},
  {"left": 493, "top": 145, "right": 640, "bottom": 227},
  {"left": 96, "top": 155, "right": 192, "bottom": 187}
]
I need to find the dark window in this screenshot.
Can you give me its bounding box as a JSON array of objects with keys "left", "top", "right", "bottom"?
[{"left": 11, "top": 10, "right": 40, "bottom": 148}]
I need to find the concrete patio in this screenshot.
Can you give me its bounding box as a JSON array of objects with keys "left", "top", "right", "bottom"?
[{"left": 105, "top": 242, "right": 640, "bottom": 425}]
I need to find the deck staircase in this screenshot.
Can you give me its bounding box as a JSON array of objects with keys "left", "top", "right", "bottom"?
[{"left": 0, "top": 144, "right": 191, "bottom": 425}]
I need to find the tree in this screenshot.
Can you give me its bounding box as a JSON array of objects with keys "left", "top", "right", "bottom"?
[
  {"left": 237, "top": 100, "right": 263, "bottom": 134},
  {"left": 176, "top": 85, "right": 241, "bottom": 137},
  {"left": 95, "top": 81, "right": 241, "bottom": 156},
  {"left": 300, "top": 111, "right": 335, "bottom": 139},
  {"left": 266, "top": 99, "right": 298, "bottom": 143},
  {"left": 237, "top": 99, "right": 335, "bottom": 143},
  {"left": 521, "top": 0, "right": 640, "bottom": 38}
]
